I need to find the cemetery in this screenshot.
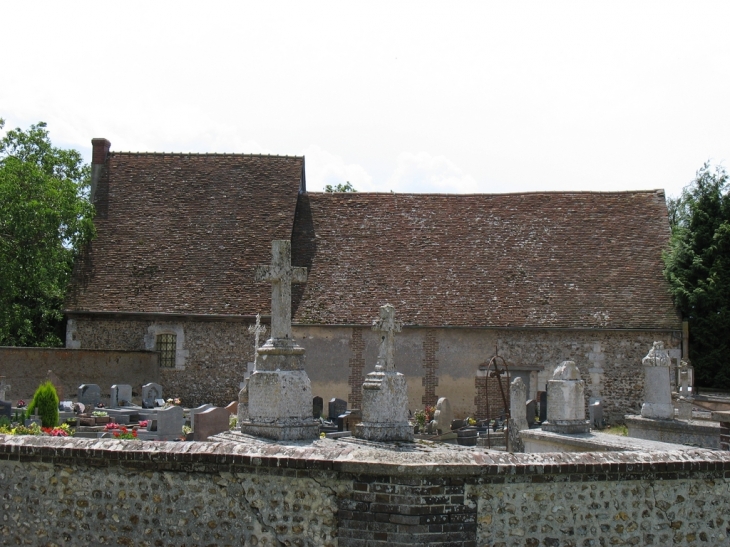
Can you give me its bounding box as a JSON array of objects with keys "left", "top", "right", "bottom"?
[{"left": 2, "top": 238, "right": 730, "bottom": 546}]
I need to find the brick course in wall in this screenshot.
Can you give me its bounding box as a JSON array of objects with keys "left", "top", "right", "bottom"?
[
  {"left": 422, "top": 330, "right": 439, "bottom": 407},
  {"left": 348, "top": 327, "right": 365, "bottom": 410},
  {"left": 2, "top": 436, "right": 730, "bottom": 546}
]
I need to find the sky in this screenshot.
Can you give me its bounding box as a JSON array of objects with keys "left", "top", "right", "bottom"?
[{"left": 2, "top": 2, "right": 730, "bottom": 198}]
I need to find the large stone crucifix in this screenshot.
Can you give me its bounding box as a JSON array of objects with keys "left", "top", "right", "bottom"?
[
  {"left": 372, "top": 303, "right": 402, "bottom": 372},
  {"left": 255, "top": 240, "right": 307, "bottom": 341}
]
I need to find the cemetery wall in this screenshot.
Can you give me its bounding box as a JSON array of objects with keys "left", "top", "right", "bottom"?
[
  {"left": 1, "top": 436, "right": 729, "bottom": 547},
  {"left": 68, "top": 317, "right": 680, "bottom": 421},
  {"left": 0, "top": 347, "right": 158, "bottom": 403}
]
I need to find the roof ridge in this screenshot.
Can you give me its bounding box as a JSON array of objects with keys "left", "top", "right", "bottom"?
[
  {"left": 109, "top": 151, "right": 303, "bottom": 159},
  {"left": 307, "top": 189, "right": 666, "bottom": 197}
]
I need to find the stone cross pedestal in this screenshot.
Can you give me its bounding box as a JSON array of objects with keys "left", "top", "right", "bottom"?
[
  {"left": 508, "top": 377, "right": 528, "bottom": 452},
  {"left": 641, "top": 341, "right": 674, "bottom": 420},
  {"left": 542, "top": 361, "right": 590, "bottom": 434},
  {"left": 354, "top": 304, "right": 413, "bottom": 442},
  {"left": 239, "top": 240, "right": 319, "bottom": 441}
]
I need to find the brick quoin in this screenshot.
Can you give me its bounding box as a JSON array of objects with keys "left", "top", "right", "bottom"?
[
  {"left": 348, "top": 327, "right": 365, "bottom": 409},
  {"left": 421, "top": 330, "right": 439, "bottom": 407}
]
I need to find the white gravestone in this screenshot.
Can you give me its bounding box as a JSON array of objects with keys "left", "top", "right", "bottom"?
[
  {"left": 542, "top": 361, "right": 590, "bottom": 434},
  {"left": 641, "top": 341, "right": 674, "bottom": 420},
  {"left": 354, "top": 304, "right": 413, "bottom": 442},
  {"left": 432, "top": 397, "right": 453, "bottom": 435},
  {"left": 239, "top": 240, "right": 319, "bottom": 441},
  {"left": 508, "top": 377, "right": 528, "bottom": 452}
]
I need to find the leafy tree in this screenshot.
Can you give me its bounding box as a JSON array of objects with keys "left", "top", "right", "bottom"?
[
  {"left": 664, "top": 162, "right": 730, "bottom": 388},
  {"left": 0, "top": 119, "right": 95, "bottom": 347},
  {"left": 324, "top": 181, "right": 356, "bottom": 193},
  {"left": 25, "top": 381, "right": 59, "bottom": 427}
]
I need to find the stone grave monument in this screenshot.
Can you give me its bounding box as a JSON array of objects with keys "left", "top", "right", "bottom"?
[
  {"left": 328, "top": 398, "right": 347, "bottom": 421},
  {"left": 141, "top": 383, "right": 163, "bottom": 408},
  {"left": 508, "top": 377, "right": 528, "bottom": 452},
  {"left": 0, "top": 377, "right": 10, "bottom": 403},
  {"left": 676, "top": 360, "right": 694, "bottom": 421},
  {"left": 313, "top": 396, "right": 323, "bottom": 419},
  {"left": 110, "top": 384, "right": 133, "bottom": 408},
  {"left": 542, "top": 361, "right": 590, "bottom": 434},
  {"left": 137, "top": 405, "right": 184, "bottom": 441},
  {"left": 193, "top": 407, "right": 230, "bottom": 441},
  {"left": 78, "top": 384, "right": 101, "bottom": 408},
  {"left": 525, "top": 399, "right": 537, "bottom": 426},
  {"left": 640, "top": 341, "right": 674, "bottom": 420},
  {"left": 589, "top": 401, "right": 604, "bottom": 429},
  {"left": 238, "top": 240, "right": 319, "bottom": 440},
  {"left": 354, "top": 304, "right": 413, "bottom": 442},
  {"left": 432, "top": 397, "right": 453, "bottom": 434},
  {"left": 238, "top": 313, "right": 267, "bottom": 425},
  {"left": 0, "top": 400, "right": 11, "bottom": 421},
  {"left": 190, "top": 403, "right": 214, "bottom": 430}
]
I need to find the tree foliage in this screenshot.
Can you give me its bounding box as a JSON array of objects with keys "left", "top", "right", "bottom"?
[
  {"left": 0, "top": 119, "right": 95, "bottom": 347},
  {"left": 664, "top": 162, "right": 730, "bottom": 388},
  {"left": 324, "top": 181, "right": 356, "bottom": 193},
  {"left": 25, "top": 381, "right": 59, "bottom": 427}
]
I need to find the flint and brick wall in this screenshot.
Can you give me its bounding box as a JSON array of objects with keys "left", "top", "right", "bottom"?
[{"left": 1, "top": 436, "right": 730, "bottom": 547}]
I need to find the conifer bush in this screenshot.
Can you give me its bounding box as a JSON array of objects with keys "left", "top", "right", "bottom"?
[{"left": 25, "top": 381, "right": 59, "bottom": 427}]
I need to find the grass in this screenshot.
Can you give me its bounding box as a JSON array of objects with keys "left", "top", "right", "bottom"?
[{"left": 602, "top": 424, "right": 628, "bottom": 436}]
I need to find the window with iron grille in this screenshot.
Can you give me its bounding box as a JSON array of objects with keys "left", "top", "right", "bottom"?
[{"left": 156, "top": 334, "right": 177, "bottom": 368}]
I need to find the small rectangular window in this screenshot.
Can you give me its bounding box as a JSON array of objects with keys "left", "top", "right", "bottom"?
[{"left": 156, "top": 334, "right": 177, "bottom": 368}]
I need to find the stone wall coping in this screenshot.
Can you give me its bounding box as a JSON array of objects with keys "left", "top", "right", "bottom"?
[{"left": 2, "top": 434, "right": 729, "bottom": 478}]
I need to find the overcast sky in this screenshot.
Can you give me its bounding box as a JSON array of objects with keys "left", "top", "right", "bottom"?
[{"left": 3, "top": 2, "right": 729, "bottom": 197}]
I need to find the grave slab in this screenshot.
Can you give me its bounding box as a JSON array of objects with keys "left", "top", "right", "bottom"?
[{"left": 193, "top": 407, "right": 230, "bottom": 441}]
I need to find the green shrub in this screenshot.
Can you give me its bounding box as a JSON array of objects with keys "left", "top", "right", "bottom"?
[{"left": 25, "top": 381, "right": 59, "bottom": 427}]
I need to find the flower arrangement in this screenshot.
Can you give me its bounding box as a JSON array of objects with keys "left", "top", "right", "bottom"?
[
  {"left": 8, "top": 423, "right": 42, "bottom": 436},
  {"left": 229, "top": 415, "right": 237, "bottom": 430},
  {"left": 164, "top": 398, "right": 182, "bottom": 409},
  {"left": 104, "top": 422, "right": 121, "bottom": 430},
  {"left": 16, "top": 400, "right": 26, "bottom": 408},
  {"left": 42, "top": 426, "right": 70, "bottom": 437},
  {"left": 138, "top": 420, "right": 148, "bottom": 428},
  {"left": 92, "top": 410, "right": 108, "bottom": 417},
  {"left": 113, "top": 426, "right": 137, "bottom": 440}
]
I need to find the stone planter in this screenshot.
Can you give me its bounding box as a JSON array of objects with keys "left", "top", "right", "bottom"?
[
  {"left": 456, "top": 427, "right": 478, "bottom": 446},
  {"left": 95, "top": 416, "right": 111, "bottom": 425}
]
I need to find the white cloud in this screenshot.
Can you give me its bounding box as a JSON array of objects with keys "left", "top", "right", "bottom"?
[
  {"left": 301, "top": 145, "right": 374, "bottom": 192},
  {"left": 388, "top": 152, "right": 480, "bottom": 194}
]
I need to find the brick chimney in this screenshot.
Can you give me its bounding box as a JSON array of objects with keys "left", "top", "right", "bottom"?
[{"left": 90, "top": 138, "right": 111, "bottom": 203}]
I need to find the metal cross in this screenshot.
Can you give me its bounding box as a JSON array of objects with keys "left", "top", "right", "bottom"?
[
  {"left": 248, "top": 313, "right": 268, "bottom": 351},
  {"left": 372, "top": 303, "right": 402, "bottom": 372},
  {"left": 255, "top": 240, "right": 307, "bottom": 341}
]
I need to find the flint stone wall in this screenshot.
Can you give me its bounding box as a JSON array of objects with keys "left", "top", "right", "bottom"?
[
  {"left": 1, "top": 436, "right": 729, "bottom": 547},
  {"left": 68, "top": 317, "right": 680, "bottom": 420}
]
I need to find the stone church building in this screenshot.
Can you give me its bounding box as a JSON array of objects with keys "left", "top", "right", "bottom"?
[{"left": 64, "top": 139, "right": 682, "bottom": 422}]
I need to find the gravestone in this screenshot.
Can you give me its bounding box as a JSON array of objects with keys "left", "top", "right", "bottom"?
[
  {"left": 328, "top": 398, "right": 347, "bottom": 421},
  {"left": 538, "top": 392, "right": 547, "bottom": 423},
  {"left": 238, "top": 314, "right": 267, "bottom": 427},
  {"left": 190, "top": 404, "right": 214, "bottom": 430},
  {"left": 193, "top": 407, "right": 230, "bottom": 441},
  {"left": 589, "top": 401, "right": 604, "bottom": 429},
  {"left": 525, "top": 399, "right": 537, "bottom": 426},
  {"left": 0, "top": 401, "right": 11, "bottom": 421},
  {"left": 354, "top": 304, "right": 413, "bottom": 442},
  {"left": 432, "top": 397, "right": 453, "bottom": 434},
  {"left": 239, "top": 240, "right": 319, "bottom": 440},
  {"left": 225, "top": 401, "right": 238, "bottom": 415},
  {"left": 0, "top": 377, "right": 10, "bottom": 403},
  {"left": 677, "top": 360, "right": 694, "bottom": 420},
  {"left": 141, "top": 383, "right": 163, "bottom": 409},
  {"left": 313, "top": 396, "right": 323, "bottom": 419},
  {"left": 542, "top": 361, "right": 590, "bottom": 434},
  {"left": 508, "top": 377, "right": 528, "bottom": 452},
  {"left": 110, "top": 384, "right": 133, "bottom": 408},
  {"left": 640, "top": 341, "right": 674, "bottom": 420},
  {"left": 78, "top": 384, "right": 101, "bottom": 408},
  {"left": 151, "top": 405, "right": 184, "bottom": 441}
]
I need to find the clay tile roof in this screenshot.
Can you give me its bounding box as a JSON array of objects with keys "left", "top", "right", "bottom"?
[
  {"left": 291, "top": 191, "right": 680, "bottom": 330},
  {"left": 66, "top": 152, "right": 304, "bottom": 315}
]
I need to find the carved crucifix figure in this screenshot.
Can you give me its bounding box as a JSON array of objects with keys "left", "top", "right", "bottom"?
[
  {"left": 247, "top": 313, "right": 267, "bottom": 365},
  {"left": 371, "top": 303, "right": 402, "bottom": 372},
  {"left": 255, "top": 240, "right": 307, "bottom": 341},
  {"left": 0, "top": 377, "right": 9, "bottom": 402}
]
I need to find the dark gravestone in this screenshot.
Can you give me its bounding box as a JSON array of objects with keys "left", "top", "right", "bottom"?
[
  {"left": 0, "top": 401, "right": 11, "bottom": 421},
  {"left": 313, "top": 396, "right": 323, "bottom": 419},
  {"left": 526, "top": 399, "right": 537, "bottom": 426},
  {"left": 328, "top": 398, "right": 347, "bottom": 421},
  {"left": 539, "top": 391, "right": 547, "bottom": 423}
]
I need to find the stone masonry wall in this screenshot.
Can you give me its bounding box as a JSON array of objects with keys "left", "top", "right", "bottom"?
[
  {"left": 69, "top": 318, "right": 680, "bottom": 421},
  {"left": 1, "top": 436, "right": 729, "bottom": 547}
]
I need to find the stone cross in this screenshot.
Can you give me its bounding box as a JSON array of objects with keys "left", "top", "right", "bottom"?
[
  {"left": 0, "top": 377, "right": 9, "bottom": 402},
  {"left": 372, "top": 303, "right": 402, "bottom": 372},
  {"left": 255, "top": 240, "right": 307, "bottom": 341},
  {"left": 248, "top": 313, "right": 267, "bottom": 366}
]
